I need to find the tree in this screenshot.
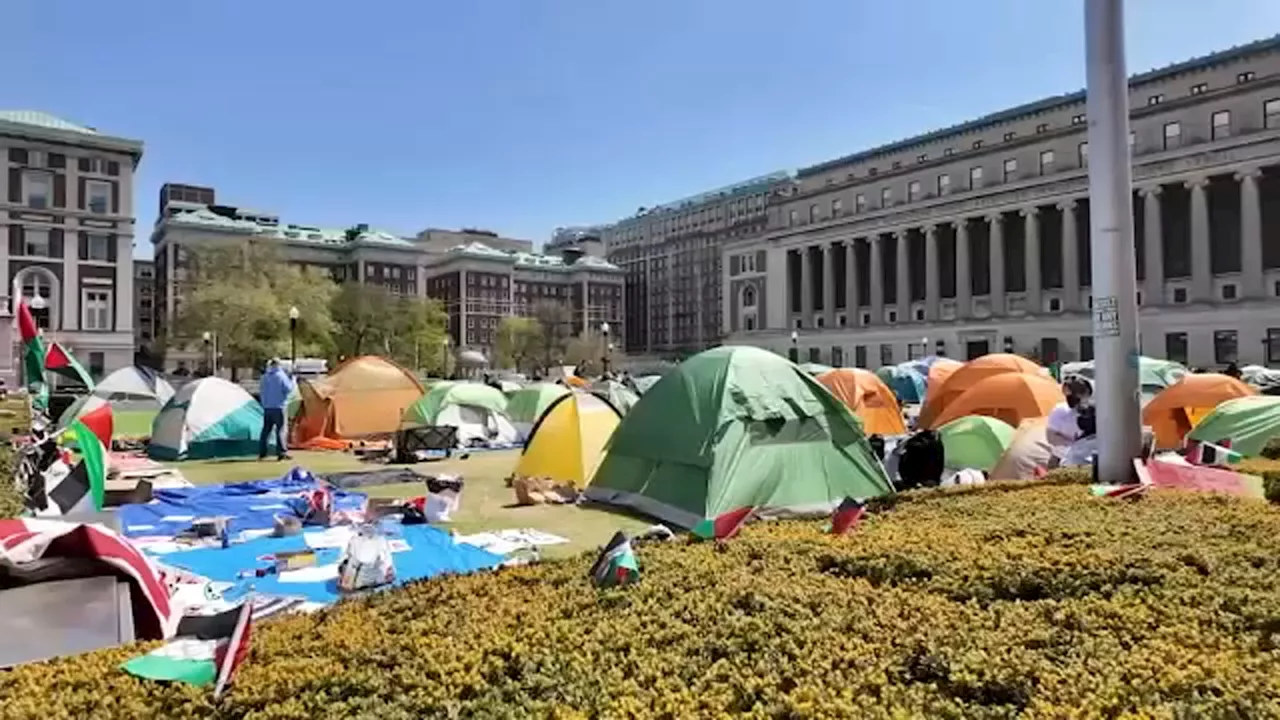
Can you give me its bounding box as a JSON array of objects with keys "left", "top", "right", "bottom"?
[
  {"left": 563, "top": 331, "right": 626, "bottom": 376},
  {"left": 388, "top": 295, "right": 450, "bottom": 374},
  {"left": 329, "top": 284, "right": 449, "bottom": 373},
  {"left": 529, "top": 300, "right": 573, "bottom": 372},
  {"left": 494, "top": 316, "right": 543, "bottom": 372},
  {"left": 330, "top": 283, "right": 394, "bottom": 359},
  {"left": 175, "top": 241, "right": 337, "bottom": 377}
]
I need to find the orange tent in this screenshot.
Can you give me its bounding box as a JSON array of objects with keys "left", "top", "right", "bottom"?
[
  {"left": 927, "top": 358, "right": 963, "bottom": 391},
  {"left": 920, "top": 354, "right": 1043, "bottom": 429},
  {"left": 816, "top": 368, "right": 906, "bottom": 436},
  {"left": 1142, "top": 373, "right": 1257, "bottom": 449},
  {"left": 292, "top": 355, "right": 425, "bottom": 444},
  {"left": 930, "top": 372, "right": 1065, "bottom": 429}
]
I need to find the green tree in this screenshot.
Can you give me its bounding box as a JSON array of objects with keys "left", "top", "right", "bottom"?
[
  {"left": 329, "top": 283, "right": 449, "bottom": 373},
  {"left": 176, "top": 241, "right": 337, "bottom": 377},
  {"left": 494, "top": 316, "right": 543, "bottom": 372},
  {"left": 388, "top": 295, "right": 450, "bottom": 374},
  {"left": 330, "top": 282, "right": 394, "bottom": 359},
  {"left": 529, "top": 300, "right": 573, "bottom": 372}
]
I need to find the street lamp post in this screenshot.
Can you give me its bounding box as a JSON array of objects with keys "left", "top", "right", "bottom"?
[
  {"left": 790, "top": 330, "right": 799, "bottom": 363},
  {"left": 202, "top": 331, "right": 216, "bottom": 376},
  {"left": 441, "top": 335, "right": 451, "bottom": 379},
  {"left": 288, "top": 306, "right": 300, "bottom": 372},
  {"left": 600, "top": 322, "right": 611, "bottom": 376}
]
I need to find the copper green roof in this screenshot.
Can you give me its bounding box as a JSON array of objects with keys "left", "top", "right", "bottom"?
[
  {"left": 448, "top": 242, "right": 621, "bottom": 272},
  {"left": 0, "top": 110, "right": 99, "bottom": 135},
  {"left": 163, "top": 206, "right": 414, "bottom": 249}
]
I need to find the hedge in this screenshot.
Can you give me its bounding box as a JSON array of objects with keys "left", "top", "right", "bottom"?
[
  {"left": 0, "top": 442, "right": 21, "bottom": 520},
  {"left": 7, "top": 481, "right": 1280, "bottom": 718}
]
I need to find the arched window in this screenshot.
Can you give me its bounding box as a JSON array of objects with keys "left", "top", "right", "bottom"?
[
  {"left": 15, "top": 268, "right": 58, "bottom": 331},
  {"left": 741, "top": 285, "right": 756, "bottom": 308}
]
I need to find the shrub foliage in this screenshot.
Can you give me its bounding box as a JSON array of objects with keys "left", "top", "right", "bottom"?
[{"left": 7, "top": 484, "right": 1280, "bottom": 718}]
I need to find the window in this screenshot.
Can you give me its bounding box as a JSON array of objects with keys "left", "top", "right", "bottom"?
[
  {"left": 855, "top": 194, "right": 866, "bottom": 213},
  {"left": 916, "top": 153, "right": 928, "bottom": 163},
  {"left": 937, "top": 173, "right": 951, "bottom": 195},
  {"left": 1078, "top": 141, "right": 1089, "bottom": 166},
  {"left": 808, "top": 347, "right": 821, "bottom": 363},
  {"left": 1214, "top": 330, "right": 1238, "bottom": 365},
  {"left": 880, "top": 187, "right": 892, "bottom": 206},
  {"left": 879, "top": 344, "right": 894, "bottom": 366},
  {"left": 86, "top": 233, "right": 110, "bottom": 261},
  {"left": 1003, "top": 158, "right": 1017, "bottom": 181},
  {"left": 1238, "top": 71, "right": 1255, "bottom": 84},
  {"left": 831, "top": 197, "right": 843, "bottom": 216},
  {"left": 788, "top": 209, "right": 798, "bottom": 226},
  {"left": 82, "top": 289, "right": 112, "bottom": 331},
  {"left": 854, "top": 345, "right": 867, "bottom": 367},
  {"left": 1147, "top": 94, "right": 1164, "bottom": 106},
  {"left": 809, "top": 204, "right": 819, "bottom": 223},
  {"left": 1163, "top": 121, "right": 1181, "bottom": 149},
  {"left": 972, "top": 139, "right": 984, "bottom": 149},
  {"left": 1071, "top": 114, "right": 1086, "bottom": 125},
  {"left": 1267, "top": 99, "right": 1280, "bottom": 129},
  {"left": 742, "top": 286, "right": 756, "bottom": 307},
  {"left": 1173, "top": 287, "right": 1188, "bottom": 304},
  {"left": 24, "top": 171, "right": 51, "bottom": 209},
  {"left": 1041, "top": 338, "right": 1061, "bottom": 364},
  {"left": 1049, "top": 297, "right": 1062, "bottom": 312},
  {"left": 832, "top": 347, "right": 843, "bottom": 366},
  {"left": 88, "top": 352, "right": 105, "bottom": 380},
  {"left": 1222, "top": 283, "right": 1238, "bottom": 301},
  {"left": 24, "top": 228, "right": 50, "bottom": 257},
  {"left": 744, "top": 316, "right": 756, "bottom": 331},
  {"left": 1157, "top": 333, "right": 1188, "bottom": 364},
  {"left": 868, "top": 167, "right": 878, "bottom": 176},
  {"left": 907, "top": 180, "right": 922, "bottom": 202},
  {"left": 1190, "top": 82, "right": 1208, "bottom": 95},
  {"left": 1036, "top": 123, "right": 1049, "bottom": 134},
  {"left": 85, "top": 180, "right": 111, "bottom": 214},
  {"left": 1039, "top": 150, "right": 1054, "bottom": 175},
  {"left": 1001, "top": 132, "right": 1014, "bottom": 142},
  {"left": 20, "top": 271, "right": 55, "bottom": 330},
  {"left": 969, "top": 166, "right": 983, "bottom": 188},
  {"left": 1080, "top": 335, "right": 1094, "bottom": 361},
  {"left": 1266, "top": 329, "right": 1280, "bottom": 364},
  {"left": 891, "top": 161, "right": 901, "bottom": 170},
  {"left": 1211, "top": 110, "right": 1231, "bottom": 140}
]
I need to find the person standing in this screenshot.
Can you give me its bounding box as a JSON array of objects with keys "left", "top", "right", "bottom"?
[{"left": 259, "top": 358, "right": 295, "bottom": 460}]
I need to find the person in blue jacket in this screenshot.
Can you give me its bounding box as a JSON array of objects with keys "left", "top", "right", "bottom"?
[{"left": 258, "top": 358, "right": 296, "bottom": 460}]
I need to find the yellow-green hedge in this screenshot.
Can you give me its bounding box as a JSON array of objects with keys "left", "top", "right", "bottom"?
[{"left": 7, "top": 483, "right": 1280, "bottom": 718}]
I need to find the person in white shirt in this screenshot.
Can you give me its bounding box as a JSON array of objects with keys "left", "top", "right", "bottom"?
[{"left": 1047, "top": 377, "right": 1092, "bottom": 448}]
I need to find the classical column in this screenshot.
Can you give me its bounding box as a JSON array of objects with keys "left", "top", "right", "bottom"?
[
  {"left": 895, "top": 230, "right": 910, "bottom": 321},
  {"left": 1237, "top": 168, "right": 1265, "bottom": 299},
  {"left": 1186, "top": 177, "right": 1212, "bottom": 302},
  {"left": 1060, "top": 199, "right": 1080, "bottom": 310},
  {"left": 115, "top": 235, "right": 134, "bottom": 333},
  {"left": 1022, "top": 207, "right": 1042, "bottom": 313},
  {"left": 924, "top": 225, "right": 940, "bottom": 321},
  {"left": 955, "top": 219, "right": 972, "bottom": 317},
  {"left": 765, "top": 246, "right": 787, "bottom": 330},
  {"left": 822, "top": 243, "right": 836, "bottom": 325},
  {"left": 1140, "top": 186, "right": 1164, "bottom": 304},
  {"left": 799, "top": 246, "right": 813, "bottom": 322},
  {"left": 869, "top": 236, "right": 884, "bottom": 324},
  {"left": 987, "top": 214, "right": 1005, "bottom": 315},
  {"left": 847, "top": 240, "right": 862, "bottom": 318}
]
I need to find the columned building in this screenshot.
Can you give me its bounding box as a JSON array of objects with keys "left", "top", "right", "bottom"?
[{"left": 724, "top": 36, "right": 1280, "bottom": 369}]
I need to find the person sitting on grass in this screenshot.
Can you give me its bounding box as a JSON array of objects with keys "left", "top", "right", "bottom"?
[{"left": 258, "top": 358, "right": 295, "bottom": 461}]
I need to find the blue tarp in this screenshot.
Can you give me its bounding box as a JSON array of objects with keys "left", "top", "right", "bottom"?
[
  {"left": 156, "top": 525, "right": 504, "bottom": 605},
  {"left": 119, "top": 467, "right": 368, "bottom": 539}
]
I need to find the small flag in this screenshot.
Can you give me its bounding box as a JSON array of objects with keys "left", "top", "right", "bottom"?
[
  {"left": 74, "top": 403, "right": 113, "bottom": 448},
  {"left": 42, "top": 418, "right": 107, "bottom": 515},
  {"left": 44, "top": 341, "right": 95, "bottom": 390},
  {"left": 122, "top": 600, "right": 254, "bottom": 698},
  {"left": 692, "top": 506, "right": 755, "bottom": 541},
  {"left": 16, "top": 301, "right": 47, "bottom": 409},
  {"left": 588, "top": 531, "right": 639, "bottom": 588},
  {"left": 1089, "top": 483, "right": 1149, "bottom": 500},
  {"left": 1185, "top": 439, "right": 1242, "bottom": 467},
  {"left": 828, "top": 497, "right": 867, "bottom": 535}
]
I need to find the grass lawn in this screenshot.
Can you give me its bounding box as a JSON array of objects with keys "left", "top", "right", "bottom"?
[
  {"left": 160, "top": 449, "right": 652, "bottom": 559},
  {"left": 113, "top": 410, "right": 157, "bottom": 439}
]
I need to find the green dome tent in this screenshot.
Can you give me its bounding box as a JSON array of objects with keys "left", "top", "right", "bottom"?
[
  {"left": 1061, "top": 356, "right": 1187, "bottom": 399},
  {"left": 937, "top": 415, "right": 1016, "bottom": 471},
  {"left": 402, "top": 381, "right": 516, "bottom": 447},
  {"left": 585, "top": 346, "right": 894, "bottom": 528},
  {"left": 1186, "top": 395, "right": 1280, "bottom": 457},
  {"left": 591, "top": 379, "right": 639, "bottom": 415},
  {"left": 507, "top": 383, "right": 571, "bottom": 439}
]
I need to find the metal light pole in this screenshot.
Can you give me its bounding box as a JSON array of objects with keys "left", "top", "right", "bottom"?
[
  {"left": 441, "top": 335, "right": 451, "bottom": 379},
  {"left": 202, "top": 331, "right": 216, "bottom": 376},
  {"left": 600, "top": 322, "right": 611, "bottom": 376},
  {"left": 790, "top": 330, "right": 799, "bottom": 363},
  {"left": 288, "top": 306, "right": 299, "bottom": 372},
  {"left": 1085, "top": 0, "right": 1142, "bottom": 482}
]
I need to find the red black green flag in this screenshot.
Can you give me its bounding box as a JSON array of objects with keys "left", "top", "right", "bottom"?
[
  {"left": 17, "top": 301, "right": 47, "bottom": 409},
  {"left": 692, "top": 506, "right": 755, "bottom": 541},
  {"left": 828, "top": 497, "right": 867, "bottom": 536},
  {"left": 45, "top": 341, "right": 95, "bottom": 390}
]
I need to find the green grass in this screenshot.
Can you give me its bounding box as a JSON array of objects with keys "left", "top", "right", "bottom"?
[
  {"left": 161, "top": 450, "right": 652, "bottom": 558},
  {"left": 112, "top": 411, "right": 157, "bottom": 439}
]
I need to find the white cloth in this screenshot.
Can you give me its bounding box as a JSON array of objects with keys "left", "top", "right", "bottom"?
[
  {"left": 1061, "top": 435, "right": 1098, "bottom": 467},
  {"left": 1046, "top": 402, "right": 1081, "bottom": 445}
]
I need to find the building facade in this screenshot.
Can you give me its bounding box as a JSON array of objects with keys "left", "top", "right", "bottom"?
[
  {"left": 150, "top": 183, "right": 621, "bottom": 367},
  {"left": 723, "top": 36, "right": 1280, "bottom": 369},
  {"left": 134, "top": 259, "right": 155, "bottom": 346},
  {"left": 600, "top": 173, "right": 790, "bottom": 357},
  {"left": 0, "top": 111, "right": 142, "bottom": 381}
]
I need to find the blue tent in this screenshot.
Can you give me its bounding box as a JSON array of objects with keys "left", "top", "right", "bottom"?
[{"left": 875, "top": 365, "right": 927, "bottom": 404}]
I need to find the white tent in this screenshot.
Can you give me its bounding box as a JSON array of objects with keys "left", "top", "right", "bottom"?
[
  {"left": 149, "top": 378, "right": 268, "bottom": 460},
  {"left": 435, "top": 403, "right": 519, "bottom": 447}
]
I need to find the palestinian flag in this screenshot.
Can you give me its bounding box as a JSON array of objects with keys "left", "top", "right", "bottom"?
[
  {"left": 828, "top": 497, "right": 867, "bottom": 536},
  {"left": 588, "top": 531, "right": 639, "bottom": 588},
  {"left": 123, "top": 601, "right": 254, "bottom": 698},
  {"left": 16, "top": 301, "right": 47, "bottom": 409},
  {"left": 1185, "top": 439, "right": 1242, "bottom": 467},
  {"left": 692, "top": 506, "right": 755, "bottom": 541},
  {"left": 45, "top": 341, "right": 95, "bottom": 390},
  {"left": 44, "top": 415, "right": 108, "bottom": 515},
  {"left": 73, "top": 402, "right": 114, "bottom": 448},
  {"left": 1088, "top": 483, "right": 1149, "bottom": 500}
]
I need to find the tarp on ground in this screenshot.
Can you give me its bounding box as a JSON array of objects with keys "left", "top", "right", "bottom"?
[
  {"left": 816, "top": 368, "right": 906, "bottom": 436},
  {"left": 930, "top": 372, "right": 1064, "bottom": 429},
  {"left": 1187, "top": 395, "right": 1280, "bottom": 457},
  {"left": 586, "top": 345, "right": 893, "bottom": 528},
  {"left": 1143, "top": 373, "right": 1258, "bottom": 449},
  {"left": 516, "top": 392, "right": 622, "bottom": 487},
  {"left": 937, "top": 415, "right": 1016, "bottom": 471},
  {"left": 919, "top": 354, "right": 1043, "bottom": 428},
  {"left": 149, "top": 377, "right": 269, "bottom": 461},
  {"left": 293, "top": 356, "right": 424, "bottom": 442}
]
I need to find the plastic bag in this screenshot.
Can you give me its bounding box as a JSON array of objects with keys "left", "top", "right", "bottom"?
[{"left": 337, "top": 525, "right": 395, "bottom": 592}]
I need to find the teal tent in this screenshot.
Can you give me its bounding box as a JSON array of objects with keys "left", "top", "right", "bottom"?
[
  {"left": 149, "top": 378, "right": 269, "bottom": 460},
  {"left": 586, "top": 346, "right": 893, "bottom": 528},
  {"left": 876, "top": 365, "right": 927, "bottom": 404},
  {"left": 1187, "top": 395, "right": 1280, "bottom": 457}
]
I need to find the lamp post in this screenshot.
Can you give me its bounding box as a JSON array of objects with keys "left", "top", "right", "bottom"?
[
  {"left": 288, "top": 306, "right": 299, "bottom": 372},
  {"left": 441, "top": 335, "right": 451, "bottom": 379},
  {"left": 790, "top": 330, "right": 799, "bottom": 363},
  {"left": 202, "top": 331, "right": 215, "bottom": 376},
  {"left": 920, "top": 337, "right": 929, "bottom": 361},
  {"left": 600, "top": 322, "right": 611, "bottom": 376}
]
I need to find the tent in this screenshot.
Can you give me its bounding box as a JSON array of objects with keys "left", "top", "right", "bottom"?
[
  {"left": 585, "top": 346, "right": 893, "bottom": 528},
  {"left": 514, "top": 392, "right": 622, "bottom": 486},
  {"left": 506, "top": 383, "right": 571, "bottom": 439},
  {"left": 1241, "top": 365, "right": 1280, "bottom": 394},
  {"left": 292, "top": 356, "right": 424, "bottom": 443},
  {"left": 989, "top": 418, "right": 1054, "bottom": 481},
  {"left": 815, "top": 368, "right": 906, "bottom": 436},
  {"left": 919, "top": 354, "right": 1043, "bottom": 428},
  {"left": 149, "top": 378, "right": 269, "bottom": 460},
  {"left": 57, "top": 366, "right": 176, "bottom": 439},
  {"left": 1187, "top": 395, "right": 1280, "bottom": 457},
  {"left": 591, "top": 379, "right": 640, "bottom": 415},
  {"left": 937, "top": 415, "right": 1015, "bottom": 471},
  {"left": 798, "top": 362, "right": 833, "bottom": 375},
  {"left": 1061, "top": 356, "right": 1187, "bottom": 398},
  {"left": 875, "top": 364, "right": 927, "bottom": 404},
  {"left": 1143, "top": 374, "right": 1257, "bottom": 449},
  {"left": 631, "top": 374, "right": 662, "bottom": 394},
  {"left": 926, "top": 358, "right": 963, "bottom": 392},
  {"left": 930, "top": 372, "right": 1064, "bottom": 429},
  {"left": 403, "top": 381, "right": 517, "bottom": 447}
]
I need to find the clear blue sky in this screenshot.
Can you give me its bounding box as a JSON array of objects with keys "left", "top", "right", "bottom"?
[{"left": 7, "top": 0, "right": 1280, "bottom": 258}]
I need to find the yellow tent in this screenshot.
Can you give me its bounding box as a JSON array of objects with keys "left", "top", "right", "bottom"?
[{"left": 514, "top": 392, "right": 622, "bottom": 487}]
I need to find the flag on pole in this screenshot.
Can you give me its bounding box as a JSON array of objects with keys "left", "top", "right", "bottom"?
[
  {"left": 691, "top": 506, "right": 755, "bottom": 541},
  {"left": 122, "top": 601, "right": 254, "bottom": 697},
  {"left": 44, "top": 341, "right": 95, "bottom": 390},
  {"left": 42, "top": 417, "right": 108, "bottom": 515},
  {"left": 1184, "top": 439, "right": 1242, "bottom": 467},
  {"left": 16, "top": 301, "right": 47, "bottom": 410},
  {"left": 828, "top": 497, "right": 867, "bottom": 535},
  {"left": 588, "top": 531, "right": 639, "bottom": 588},
  {"left": 73, "top": 403, "right": 114, "bottom": 448}
]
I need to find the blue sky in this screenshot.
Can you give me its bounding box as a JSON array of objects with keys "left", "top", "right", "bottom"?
[{"left": 8, "top": 1, "right": 1280, "bottom": 258}]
